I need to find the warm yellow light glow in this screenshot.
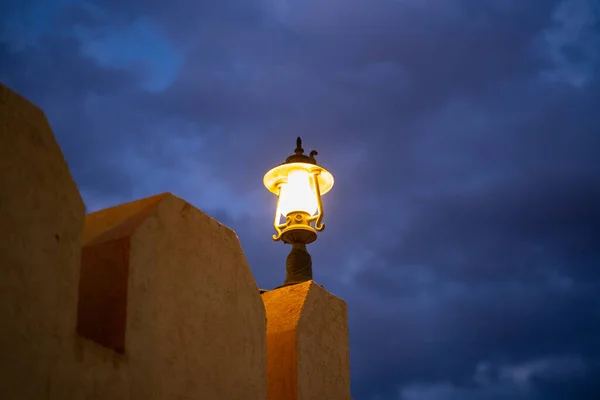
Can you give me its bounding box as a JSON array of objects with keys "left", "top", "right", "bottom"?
[
  {"left": 263, "top": 162, "right": 334, "bottom": 196},
  {"left": 264, "top": 160, "right": 333, "bottom": 242},
  {"left": 278, "top": 168, "right": 318, "bottom": 216}
]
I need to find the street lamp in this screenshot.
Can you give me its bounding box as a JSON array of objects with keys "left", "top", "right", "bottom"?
[{"left": 263, "top": 137, "right": 334, "bottom": 287}]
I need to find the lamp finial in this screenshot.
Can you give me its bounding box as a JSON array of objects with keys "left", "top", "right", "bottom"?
[{"left": 295, "top": 137, "right": 304, "bottom": 155}]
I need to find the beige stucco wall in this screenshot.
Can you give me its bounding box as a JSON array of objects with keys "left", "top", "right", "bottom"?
[
  {"left": 1, "top": 81, "right": 352, "bottom": 400},
  {"left": 0, "top": 82, "right": 86, "bottom": 399},
  {"left": 0, "top": 82, "right": 267, "bottom": 400},
  {"left": 74, "top": 193, "right": 268, "bottom": 400},
  {"left": 262, "top": 281, "right": 351, "bottom": 400}
]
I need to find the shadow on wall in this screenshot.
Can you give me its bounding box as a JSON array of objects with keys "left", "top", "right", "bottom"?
[{"left": 0, "top": 82, "right": 351, "bottom": 400}]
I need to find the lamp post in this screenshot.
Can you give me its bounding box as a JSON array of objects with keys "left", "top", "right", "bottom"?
[{"left": 263, "top": 137, "right": 334, "bottom": 287}]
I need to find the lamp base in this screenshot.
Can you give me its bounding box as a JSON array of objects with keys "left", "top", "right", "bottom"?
[
  {"left": 280, "top": 211, "right": 317, "bottom": 244},
  {"left": 279, "top": 243, "right": 313, "bottom": 287},
  {"left": 281, "top": 228, "right": 316, "bottom": 245}
]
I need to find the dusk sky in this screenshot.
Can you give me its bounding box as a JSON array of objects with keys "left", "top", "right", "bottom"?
[{"left": 2, "top": 0, "right": 600, "bottom": 398}]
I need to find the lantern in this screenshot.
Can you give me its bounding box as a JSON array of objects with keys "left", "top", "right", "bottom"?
[{"left": 263, "top": 137, "right": 334, "bottom": 287}]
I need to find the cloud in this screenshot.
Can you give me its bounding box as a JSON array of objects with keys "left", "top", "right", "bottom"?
[
  {"left": 539, "top": 0, "right": 600, "bottom": 86},
  {"left": 398, "top": 355, "right": 592, "bottom": 400},
  {"left": 2, "top": 0, "right": 600, "bottom": 399}
]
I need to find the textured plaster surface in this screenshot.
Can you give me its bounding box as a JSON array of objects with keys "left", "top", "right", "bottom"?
[
  {"left": 0, "top": 82, "right": 86, "bottom": 398},
  {"left": 298, "top": 284, "right": 350, "bottom": 400},
  {"left": 78, "top": 193, "right": 268, "bottom": 399},
  {"left": 1, "top": 83, "right": 267, "bottom": 399},
  {"left": 262, "top": 281, "right": 350, "bottom": 400},
  {"left": 77, "top": 193, "right": 167, "bottom": 353},
  {"left": 1, "top": 82, "right": 352, "bottom": 400}
]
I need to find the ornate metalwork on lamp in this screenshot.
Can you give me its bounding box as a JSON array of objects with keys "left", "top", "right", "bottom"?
[{"left": 263, "top": 137, "right": 334, "bottom": 287}]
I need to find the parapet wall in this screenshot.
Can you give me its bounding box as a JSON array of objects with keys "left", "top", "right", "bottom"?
[
  {"left": 0, "top": 82, "right": 350, "bottom": 400},
  {"left": 0, "top": 80, "right": 87, "bottom": 399},
  {"left": 262, "top": 281, "right": 351, "bottom": 400}
]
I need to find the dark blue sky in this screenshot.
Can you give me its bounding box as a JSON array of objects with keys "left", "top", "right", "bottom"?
[{"left": 2, "top": 0, "right": 600, "bottom": 399}]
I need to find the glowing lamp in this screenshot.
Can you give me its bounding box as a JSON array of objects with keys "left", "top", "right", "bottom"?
[{"left": 263, "top": 137, "right": 334, "bottom": 287}]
